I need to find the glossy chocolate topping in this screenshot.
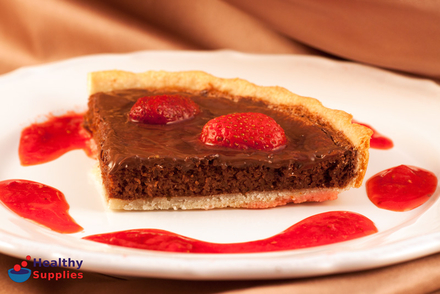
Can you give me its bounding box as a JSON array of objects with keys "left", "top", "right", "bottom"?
[{"left": 86, "top": 89, "right": 350, "bottom": 173}]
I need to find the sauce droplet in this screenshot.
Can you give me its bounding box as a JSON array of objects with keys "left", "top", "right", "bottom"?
[
  {"left": 0, "top": 179, "right": 83, "bottom": 233},
  {"left": 366, "top": 165, "right": 438, "bottom": 211},
  {"left": 354, "top": 121, "right": 393, "bottom": 150},
  {"left": 19, "top": 112, "right": 94, "bottom": 166},
  {"left": 83, "top": 211, "right": 377, "bottom": 253}
]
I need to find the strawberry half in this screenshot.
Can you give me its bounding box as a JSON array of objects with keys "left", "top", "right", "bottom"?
[
  {"left": 200, "top": 112, "right": 287, "bottom": 151},
  {"left": 129, "top": 94, "right": 200, "bottom": 124}
]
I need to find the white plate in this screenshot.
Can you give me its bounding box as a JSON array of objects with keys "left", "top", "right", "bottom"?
[{"left": 0, "top": 50, "right": 439, "bottom": 280}]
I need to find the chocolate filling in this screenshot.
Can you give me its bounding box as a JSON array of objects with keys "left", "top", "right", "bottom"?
[{"left": 84, "top": 89, "right": 356, "bottom": 200}]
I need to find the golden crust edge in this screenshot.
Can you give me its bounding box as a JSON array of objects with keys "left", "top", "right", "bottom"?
[{"left": 87, "top": 70, "right": 372, "bottom": 188}]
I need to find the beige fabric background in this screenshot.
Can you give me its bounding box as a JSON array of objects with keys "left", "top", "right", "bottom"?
[
  {"left": 2, "top": 0, "right": 440, "bottom": 78},
  {"left": 1, "top": 0, "right": 440, "bottom": 293}
]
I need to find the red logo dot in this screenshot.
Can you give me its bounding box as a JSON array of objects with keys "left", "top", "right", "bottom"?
[{"left": 13, "top": 264, "right": 21, "bottom": 272}]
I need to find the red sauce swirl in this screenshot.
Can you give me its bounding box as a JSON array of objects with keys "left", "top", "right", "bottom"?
[
  {"left": 354, "top": 121, "right": 393, "bottom": 150},
  {"left": 19, "top": 113, "right": 94, "bottom": 166},
  {"left": 366, "top": 165, "right": 438, "bottom": 211},
  {"left": 83, "top": 211, "right": 377, "bottom": 253},
  {"left": 0, "top": 179, "right": 83, "bottom": 233}
]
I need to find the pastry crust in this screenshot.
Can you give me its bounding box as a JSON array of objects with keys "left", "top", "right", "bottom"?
[{"left": 87, "top": 70, "right": 372, "bottom": 210}]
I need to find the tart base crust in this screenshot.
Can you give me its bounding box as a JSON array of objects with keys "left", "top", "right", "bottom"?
[{"left": 109, "top": 190, "right": 340, "bottom": 210}]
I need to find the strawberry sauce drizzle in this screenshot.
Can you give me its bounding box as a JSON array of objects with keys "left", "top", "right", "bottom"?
[
  {"left": 354, "top": 121, "right": 393, "bottom": 150},
  {"left": 0, "top": 179, "right": 83, "bottom": 233},
  {"left": 83, "top": 211, "right": 377, "bottom": 253},
  {"left": 19, "top": 112, "right": 94, "bottom": 166},
  {"left": 366, "top": 165, "right": 438, "bottom": 212}
]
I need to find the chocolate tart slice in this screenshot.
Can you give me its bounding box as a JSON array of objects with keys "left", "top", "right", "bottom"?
[{"left": 84, "top": 70, "right": 372, "bottom": 210}]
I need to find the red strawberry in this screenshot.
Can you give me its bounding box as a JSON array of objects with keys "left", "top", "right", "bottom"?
[
  {"left": 129, "top": 94, "right": 200, "bottom": 124},
  {"left": 200, "top": 112, "right": 287, "bottom": 151}
]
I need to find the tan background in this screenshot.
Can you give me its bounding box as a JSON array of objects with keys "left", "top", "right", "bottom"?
[
  {"left": 1, "top": 0, "right": 440, "bottom": 293},
  {"left": 2, "top": 0, "right": 440, "bottom": 78}
]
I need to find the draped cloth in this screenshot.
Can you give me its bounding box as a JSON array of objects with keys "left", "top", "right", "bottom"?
[
  {"left": 2, "top": 0, "right": 439, "bottom": 78},
  {"left": 1, "top": 1, "right": 440, "bottom": 293}
]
